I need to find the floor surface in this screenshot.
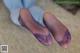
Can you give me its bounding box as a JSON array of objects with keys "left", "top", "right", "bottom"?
[{"left": 0, "top": 0, "right": 80, "bottom": 53}]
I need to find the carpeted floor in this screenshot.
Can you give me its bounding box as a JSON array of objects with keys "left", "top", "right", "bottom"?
[{"left": 0, "top": 0, "right": 80, "bottom": 53}]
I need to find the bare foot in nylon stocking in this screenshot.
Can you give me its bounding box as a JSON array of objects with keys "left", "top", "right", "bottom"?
[
  {"left": 43, "top": 12, "right": 71, "bottom": 48},
  {"left": 19, "top": 8, "right": 53, "bottom": 46}
]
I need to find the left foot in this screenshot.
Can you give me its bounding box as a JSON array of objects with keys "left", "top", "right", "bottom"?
[
  {"left": 19, "top": 9, "right": 53, "bottom": 46},
  {"left": 43, "top": 12, "right": 71, "bottom": 48}
]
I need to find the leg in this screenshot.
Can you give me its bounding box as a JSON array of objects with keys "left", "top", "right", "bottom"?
[
  {"left": 3, "top": 0, "right": 23, "bottom": 11},
  {"left": 43, "top": 12, "right": 71, "bottom": 48},
  {"left": 23, "top": 0, "right": 36, "bottom": 8},
  {"left": 3, "top": 0, "right": 23, "bottom": 25},
  {"left": 3, "top": 0, "right": 53, "bottom": 46}
]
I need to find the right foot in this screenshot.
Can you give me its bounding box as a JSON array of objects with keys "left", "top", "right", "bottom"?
[
  {"left": 19, "top": 8, "right": 53, "bottom": 46},
  {"left": 43, "top": 12, "right": 71, "bottom": 48}
]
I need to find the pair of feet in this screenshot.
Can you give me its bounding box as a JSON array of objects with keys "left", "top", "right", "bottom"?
[{"left": 19, "top": 8, "right": 71, "bottom": 48}]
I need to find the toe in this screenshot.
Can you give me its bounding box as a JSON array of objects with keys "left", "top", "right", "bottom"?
[
  {"left": 33, "top": 33, "right": 53, "bottom": 46},
  {"left": 57, "top": 30, "right": 71, "bottom": 48}
]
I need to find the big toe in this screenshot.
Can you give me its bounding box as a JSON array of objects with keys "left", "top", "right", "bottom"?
[{"left": 56, "top": 30, "right": 71, "bottom": 48}]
